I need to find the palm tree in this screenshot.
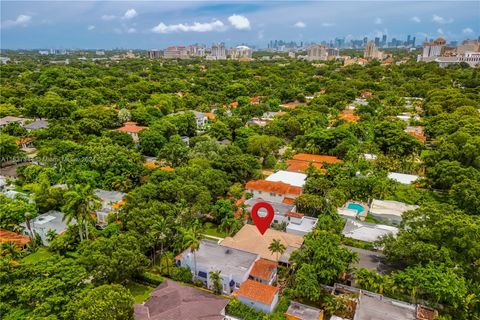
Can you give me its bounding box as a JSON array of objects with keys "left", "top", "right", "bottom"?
[
  {"left": 209, "top": 270, "right": 223, "bottom": 294},
  {"left": 268, "top": 238, "right": 286, "bottom": 261},
  {"left": 46, "top": 229, "right": 57, "bottom": 243},
  {"left": 1, "top": 242, "right": 20, "bottom": 259},
  {"left": 62, "top": 185, "right": 101, "bottom": 241},
  {"left": 152, "top": 217, "right": 171, "bottom": 268},
  {"left": 182, "top": 222, "right": 203, "bottom": 281}
]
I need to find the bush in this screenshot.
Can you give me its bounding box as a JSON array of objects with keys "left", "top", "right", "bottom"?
[
  {"left": 135, "top": 272, "right": 164, "bottom": 286},
  {"left": 226, "top": 299, "right": 266, "bottom": 320},
  {"left": 171, "top": 266, "right": 193, "bottom": 283}
]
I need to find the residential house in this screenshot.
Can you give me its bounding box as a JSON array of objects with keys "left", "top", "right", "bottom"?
[
  {"left": 0, "top": 229, "right": 31, "bottom": 249},
  {"left": 116, "top": 121, "right": 146, "bottom": 142},
  {"left": 16, "top": 137, "right": 34, "bottom": 149},
  {"left": 94, "top": 189, "right": 126, "bottom": 225},
  {"left": 237, "top": 279, "right": 280, "bottom": 314},
  {"left": 193, "top": 111, "right": 209, "bottom": 127},
  {"left": 285, "top": 301, "right": 324, "bottom": 320},
  {"left": 134, "top": 280, "right": 229, "bottom": 320},
  {"left": 245, "top": 180, "right": 302, "bottom": 204},
  {"left": 404, "top": 126, "right": 426, "bottom": 143},
  {"left": 387, "top": 172, "right": 419, "bottom": 185},
  {"left": 265, "top": 170, "right": 307, "bottom": 188},
  {"left": 175, "top": 240, "right": 259, "bottom": 294},
  {"left": 24, "top": 120, "right": 49, "bottom": 131},
  {"left": 244, "top": 197, "right": 317, "bottom": 236},
  {"left": 248, "top": 258, "right": 278, "bottom": 285},
  {"left": 220, "top": 224, "right": 304, "bottom": 263},
  {"left": 369, "top": 199, "right": 419, "bottom": 226},
  {"left": 20, "top": 210, "right": 74, "bottom": 246},
  {"left": 342, "top": 219, "right": 398, "bottom": 244},
  {"left": 329, "top": 283, "right": 437, "bottom": 320},
  {"left": 0, "top": 116, "right": 26, "bottom": 128},
  {"left": 286, "top": 153, "right": 342, "bottom": 173}
]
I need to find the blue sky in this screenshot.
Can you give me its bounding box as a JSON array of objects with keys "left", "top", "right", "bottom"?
[{"left": 1, "top": 1, "right": 479, "bottom": 49}]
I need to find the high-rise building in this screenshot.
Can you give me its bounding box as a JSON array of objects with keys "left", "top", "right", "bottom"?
[
  {"left": 228, "top": 45, "right": 253, "bottom": 60},
  {"left": 412, "top": 37, "right": 416, "bottom": 47},
  {"left": 374, "top": 37, "right": 380, "bottom": 47},
  {"left": 307, "top": 44, "right": 328, "bottom": 61},
  {"left": 407, "top": 35, "right": 411, "bottom": 46},
  {"left": 163, "top": 46, "right": 189, "bottom": 59},
  {"left": 363, "top": 37, "right": 368, "bottom": 47},
  {"left": 382, "top": 35, "right": 387, "bottom": 47},
  {"left": 208, "top": 43, "right": 227, "bottom": 60},
  {"left": 417, "top": 37, "right": 446, "bottom": 62},
  {"left": 147, "top": 49, "right": 161, "bottom": 59},
  {"left": 364, "top": 41, "right": 384, "bottom": 59}
]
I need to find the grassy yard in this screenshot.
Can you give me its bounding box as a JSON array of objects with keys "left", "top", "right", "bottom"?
[
  {"left": 203, "top": 222, "right": 227, "bottom": 238},
  {"left": 22, "top": 247, "right": 54, "bottom": 264},
  {"left": 125, "top": 282, "right": 154, "bottom": 304}
]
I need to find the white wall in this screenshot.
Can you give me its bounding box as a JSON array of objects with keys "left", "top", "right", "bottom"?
[{"left": 238, "top": 293, "right": 279, "bottom": 314}]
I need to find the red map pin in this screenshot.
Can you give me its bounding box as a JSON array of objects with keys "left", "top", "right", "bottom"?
[{"left": 250, "top": 202, "right": 274, "bottom": 235}]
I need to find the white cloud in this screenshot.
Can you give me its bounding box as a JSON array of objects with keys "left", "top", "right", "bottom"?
[
  {"left": 432, "top": 14, "right": 453, "bottom": 24},
  {"left": 2, "top": 14, "right": 32, "bottom": 28},
  {"left": 228, "top": 14, "right": 250, "bottom": 30},
  {"left": 321, "top": 22, "right": 334, "bottom": 27},
  {"left": 294, "top": 21, "right": 306, "bottom": 28},
  {"left": 462, "top": 27, "right": 474, "bottom": 34},
  {"left": 258, "top": 30, "right": 264, "bottom": 39},
  {"left": 411, "top": 16, "right": 421, "bottom": 23},
  {"left": 101, "top": 14, "right": 116, "bottom": 21},
  {"left": 151, "top": 20, "right": 225, "bottom": 33},
  {"left": 87, "top": 25, "right": 95, "bottom": 31},
  {"left": 374, "top": 17, "right": 382, "bottom": 25},
  {"left": 123, "top": 9, "right": 137, "bottom": 20},
  {"left": 437, "top": 28, "right": 444, "bottom": 35},
  {"left": 126, "top": 27, "right": 136, "bottom": 34}
]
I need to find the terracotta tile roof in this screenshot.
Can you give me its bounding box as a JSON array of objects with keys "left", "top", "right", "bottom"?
[
  {"left": 280, "top": 102, "right": 304, "bottom": 109},
  {"left": 16, "top": 137, "right": 33, "bottom": 145},
  {"left": 360, "top": 91, "right": 373, "bottom": 98},
  {"left": 245, "top": 180, "right": 302, "bottom": 196},
  {"left": 285, "top": 212, "right": 304, "bottom": 218},
  {"left": 204, "top": 112, "right": 216, "bottom": 120},
  {"left": 160, "top": 166, "right": 174, "bottom": 172},
  {"left": 282, "top": 197, "right": 296, "bottom": 205},
  {"left": 117, "top": 122, "right": 147, "bottom": 133},
  {"left": 250, "top": 259, "right": 278, "bottom": 281},
  {"left": 404, "top": 126, "right": 426, "bottom": 143},
  {"left": 0, "top": 229, "right": 31, "bottom": 246},
  {"left": 237, "top": 280, "right": 279, "bottom": 305},
  {"left": 286, "top": 160, "right": 324, "bottom": 173},
  {"left": 220, "top": 224, "right": 303, "bottom": 261},
  {"left": 111, "top": 200, "right": 125, "bottom": 209},
  {"left": 292, "top": 153, "right": 342, "bottom": 164},
  {"left": 339, "top": 111, "right": 360, "bottom": 122},
  {"left": 250, "top": 96, "right": 261, "bottom": 105},
  {"left": 124, "top": 121, "right": 138, "bottom": 125},
  {"left": 230, "top": 101, "right": 239, "bottom": 108}
]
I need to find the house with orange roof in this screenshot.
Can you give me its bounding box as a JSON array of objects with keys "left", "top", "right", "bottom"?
[
  {"left": 339, "top": 110, "right": 360, "bottom": 122},
  {"left": 245, "top": 180, "right": 302, "bottom": 203},
  {"left": 204, "top": 112, "right": 216, "bottom": 120},
  {"left": 248, "top": 259, "right": 278, "bottom": 285},
  {"left": 94, "top": 189, "right": 126, "bottom": 226},
  {"left": 16, "top": 137, "right": 33, "bottom": 149},
  {"left": 280, "top": 102, "right": 305, "bottom": 110},
  {"left": 237, "top": 279, "right": 280, "bottom": 313},
  {"left": 116, "top": 121, "right": 146, "bottom": 142},
  {"left": 0, "top": 229, "right": 31, "bottom": 248},
  {"left": 286, "top": 153, "right": 342, "bottom": 173},
  {"left": 250, "top": 96, "right": 261, "bottom": 105},
  {"left": 404, "top": 126, "right": 426, "bottom": 143},
  {"left": 220, "top": 224, "right": 304, "bottom": 263}
]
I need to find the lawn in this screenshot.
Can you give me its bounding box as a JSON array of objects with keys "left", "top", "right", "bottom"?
[
  {"left": 22, "top": 247, "right": 53, "bottom": 264},
  {"left": 125, "top": 282, "right": 154, "bottom": 304},
  {"left": 203, "top": 222, "right": 227, "bottom": 238}
]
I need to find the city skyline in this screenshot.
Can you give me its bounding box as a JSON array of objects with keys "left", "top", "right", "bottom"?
[{"left": 1, "top": 1, "right": 479, "bottom": 49}]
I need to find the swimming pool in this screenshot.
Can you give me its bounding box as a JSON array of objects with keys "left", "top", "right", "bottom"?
[{"left": 347, "top": 203, "right": 365, "bottom": 214}]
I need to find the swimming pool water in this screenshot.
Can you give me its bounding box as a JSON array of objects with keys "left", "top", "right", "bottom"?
[{"left": 347, "top": 203, "right": 365, "bottom": 214}]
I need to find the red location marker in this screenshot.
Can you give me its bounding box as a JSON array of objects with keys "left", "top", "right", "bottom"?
[{"left": 250, "top": 202, "right": 274, "bottom": 235}]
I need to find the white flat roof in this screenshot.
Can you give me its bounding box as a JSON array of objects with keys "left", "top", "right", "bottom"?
[
  {"left": 266, "top": 170, "right": 307, "bottom": 187},
  {"left": 370, "top": 200, "right": 419, "bottom": 217},
  {"left": 388, "top": 172, "right": 419, "bottom": 185},
  {"left": 342, "top": 219, "right": 398, "bottom": 243}
]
